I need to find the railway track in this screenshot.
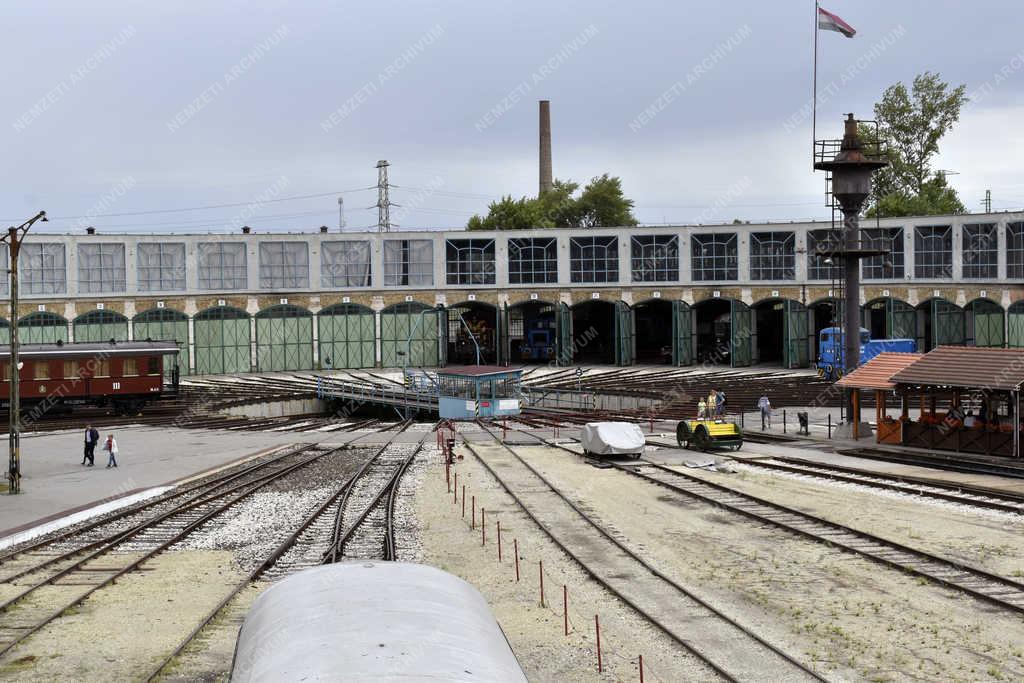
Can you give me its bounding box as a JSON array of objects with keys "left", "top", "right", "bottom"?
[
  {"left": 468, "top": 424, "right": 826, "bottom": 683},
  {"left": 735, "top": 457, "right": 1024, "bottom": 515},
  {"left": 0, "top": 443, "right": 338, "bottom": 659},
  {"left": 143, "top": 423, "right": 431, "bottom": 681},
  {"left": 642, "top": 436, "right": 1024, "bottom": 515},
  {"left": 522, "top": 430, "right": 1024, "bottom": 617}
]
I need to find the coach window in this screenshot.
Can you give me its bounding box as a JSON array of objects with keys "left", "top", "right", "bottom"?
[
  {"left": 63, "top": 360, "right": 79, "bottom": 379},
  {"left": 34, "top": 362, "right": 50, "bottom": 380},
  {"left": 147, "top": 357, "right": 160, "bottom": 375},
  {"left": 0, "top": 363, "right": 8, "bottom": 381},
  {"left": 94, "top": 359, "right": 110, "bottom": 378},
  {"left": 123, "top": 358, "right": 138, "bottom": 376}
]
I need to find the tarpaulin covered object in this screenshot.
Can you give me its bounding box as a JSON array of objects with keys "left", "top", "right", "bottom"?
[{"left": 580, "top": 422, "right": 645, "bottom": 457}]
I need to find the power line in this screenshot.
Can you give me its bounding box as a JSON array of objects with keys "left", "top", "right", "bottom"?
[{"left": 2, "top": 186, "right": 376, "bottom": 223}]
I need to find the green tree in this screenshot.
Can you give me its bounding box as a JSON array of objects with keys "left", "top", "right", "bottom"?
[
  {"left": 467, "top": 175, "right": 636, "bottom": 229},
  {"left": 866, "top": 71, "right": 968, "bottom": 217}
]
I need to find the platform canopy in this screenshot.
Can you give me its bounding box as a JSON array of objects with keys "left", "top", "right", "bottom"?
[
  {"left": 836, "top": 352, "right": 923, "bottom": 391},
  {"left": 889, "top": 346, "right": 1024, "bottom": 392}
]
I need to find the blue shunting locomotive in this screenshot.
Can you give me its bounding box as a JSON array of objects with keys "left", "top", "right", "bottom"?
[{"left": 816, "top": 326, "right": 916, "bottom": 379}]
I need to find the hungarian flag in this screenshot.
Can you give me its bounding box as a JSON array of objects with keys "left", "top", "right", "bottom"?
[{"left": 818, "top": 6, "right": 856, "bottom": 38}]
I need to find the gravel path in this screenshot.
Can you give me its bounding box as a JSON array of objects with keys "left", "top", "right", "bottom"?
[
  {"left": 519, "top": 444, "right": 1024, "bottom": 682},
  {"left": 415, "top": 444, "right": 722, "bottom": 682},
  {"left": 669, "top": 454, "right": 1024, "bottom": 580},
  {"left": 0, "top": 550, "right": 243, "bottom": 682}
]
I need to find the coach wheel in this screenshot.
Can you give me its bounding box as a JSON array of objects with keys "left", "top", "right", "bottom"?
[
  {"left": 693, "top": 425, "right": 712, "bottom": 452},
  {"left": 676, "top": 421, "right": 692, "bottom": 449}
]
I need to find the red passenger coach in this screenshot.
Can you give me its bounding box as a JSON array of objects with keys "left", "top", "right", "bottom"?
[{"left": 0, "top": 340, "right": 180, "bottom": 415}]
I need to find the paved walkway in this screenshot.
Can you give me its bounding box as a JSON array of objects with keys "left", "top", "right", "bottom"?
[{"left": 0, "top": 424, "right": 423, "bottom": 538}]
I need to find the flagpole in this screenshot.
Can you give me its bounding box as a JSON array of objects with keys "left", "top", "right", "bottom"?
[{"left": 812, "top": 0, "right": 819, "bottom": 167}]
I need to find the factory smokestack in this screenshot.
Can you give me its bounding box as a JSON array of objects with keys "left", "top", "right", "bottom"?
[{"left": 539, "top": 100, "right": 552, "bottom": 195}]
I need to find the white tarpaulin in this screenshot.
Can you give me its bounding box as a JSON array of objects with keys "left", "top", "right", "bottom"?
[{"left": 580, "top": 422, "right": 645, "bottom": 457}]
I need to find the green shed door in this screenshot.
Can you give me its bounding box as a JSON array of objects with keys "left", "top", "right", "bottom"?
[
  {"left": 133, "top": 309, "right": 190, "bottom": 376},
  {"left": 969, "top": 301, "right": 1004, "bottom": 348},
  {"left": 496, "top": 303, "right": 508, "bottom": 366},
  {"left": 932, "top": 299, "right": 965, "bottom": 347},
  {"left": 73, "top": 311, "right": 129, "bottom": 342},
  {"left": 671, "top": 300, "right": 692, "bottom": 366},
  {"left": 318, "top": 305, "right": 375, "bottom": 369},
  {"left": 1009, "top": 302, "right": 1024, "bottom": 348},
  {"left": 194, "top": 308, "right": 251, "bottom": 375},
  {"left": 888, "top": 299, "right": 915, "bottom": 339},
  {"left": 730, "top": 300, "right": 752, "bottom": 367},
  {"left": 783, "top": 300, "right": 809, "bottom": 368},
  {"left": 556, "top": 303, "right": 572, "bottom": 366},
  {"left": 614, "top": 301, "right": 635, "bottom": 367},
  {"left": 381, "top": 304, "right": 440, "bottom": 368}
]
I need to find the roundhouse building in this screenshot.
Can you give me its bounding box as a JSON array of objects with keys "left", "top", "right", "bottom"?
[{"left": 4, "top": 212, "right": 1020, "bottom": 374}]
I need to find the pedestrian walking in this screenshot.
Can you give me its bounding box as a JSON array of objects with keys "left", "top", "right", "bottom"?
[
  {"left": 717, "top": 389, "right": 727, "bottom": 417},
  {"left": 707, "top": 391, "right": 717, "bottom": 420},
  {"left": 758, "top": 394, "right": 772, "bottom": 430},
  {"left": 103, "top": 434, "right": 119, "bottom": 468},
  {"left": 697, "top": 397, "right": 707, "bottom": 419},
  {"left": 82, "top": 424, "right": 99, "bottom": 466}
]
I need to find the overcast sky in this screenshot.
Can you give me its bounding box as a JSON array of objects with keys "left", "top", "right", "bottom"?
[{"left": 3, "top": 1, "right": 1023, "bottom": 234}]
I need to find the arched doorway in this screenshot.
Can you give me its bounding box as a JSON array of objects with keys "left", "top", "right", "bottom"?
[
  {"left": 862, "top": 297, "right": 914, "bottom": 341},
  {"left": 1010, "top": 301, "right": 1024, "bottom": 348},
  {"left": 318, "top": 304, "right": 375, "bottom": 369},
  {"left": 194, "top": 306, "right": 251, "bottom": 375},
  {"left": 965, "top": 298, "right": 1004, "bottom": 348},
  {"left": 380, "top": 302, "right": 440, "bottom": 368},
  {"left": 18, "top": 312, "right": 69, "bottom": 344},
  {"left": 255, "top": 305, "right": 314, "bottom": 371},
  {"left": 633, "top": 299, "right": 673, "bottom": 364},
  {"left": 133, "top": 308, "right": 189, "bottom": 376},
  {"left": 569, "top": 300, "right": 617, "bottom": 365},
  {"left": 752, "top": 298, "right": 808, "bottom": 368},
  {"left": 507, "top": 300, "right": 557, "bottom": 364},
  {"left": 916, "top": 298, "right": 964, "bottom": 352},
  {"left": 73, "top": 310, "right": 128, "bottom": 342},
  {"left": 693, "top": 298, "right": 750, "bottom": 367},
  {"left": 809, "top": 297, "right": 841, "bottom": 365},
  {"left": 446, "top": 302, "right": 498, "bottom": 365}
]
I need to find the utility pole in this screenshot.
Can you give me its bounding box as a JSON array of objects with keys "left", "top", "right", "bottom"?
[
  {"left": 3, "top": 210, "right": 48, "bottom": 494},
  {"left": 375, "top": 160, "right": 393, "bottom": 232}
]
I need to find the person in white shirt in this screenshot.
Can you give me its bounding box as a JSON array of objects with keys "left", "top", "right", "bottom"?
[
  {"left": 757, "top": 394, "right": 772, "bottom": 430},
  {"left": 104, "top": 434, "right": 119, "bottom": 468}
]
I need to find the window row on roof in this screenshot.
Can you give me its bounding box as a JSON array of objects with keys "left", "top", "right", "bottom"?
[{"left": 12, "top": 224, "right": 1018, "bottom": 294}]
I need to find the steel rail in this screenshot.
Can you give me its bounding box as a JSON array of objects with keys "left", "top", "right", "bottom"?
[
  {"left": 0, "top": 443, "right": 312, "bottom": 567},
  {"left": 0, "top": 444, "right": 347, "bottom": 660},
  {"left": 141, "top": 428, "right": 424, "bottom": 682},
  {"left": 470, "top": 423, "right": 828, "bottom": 683},
  {"left": 533, "top": 432, "right": 1024, "bottom": 616}
]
